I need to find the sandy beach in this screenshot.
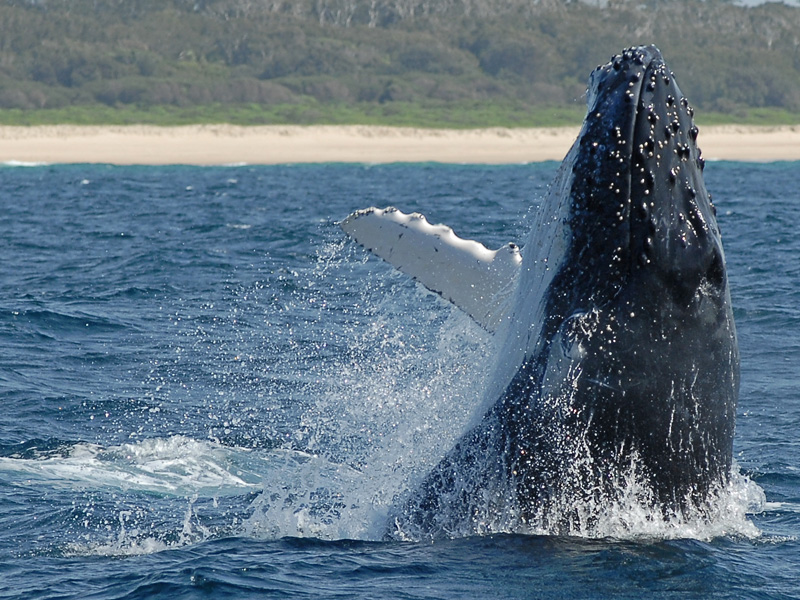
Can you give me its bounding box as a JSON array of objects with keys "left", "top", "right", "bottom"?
[{"left": 1, "top": 124, "right": 799, "bottom": 165}]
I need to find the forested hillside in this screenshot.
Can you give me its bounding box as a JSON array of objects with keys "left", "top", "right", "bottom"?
[{"left": 1, "top": 0, "right": 799, "bottom": 125}]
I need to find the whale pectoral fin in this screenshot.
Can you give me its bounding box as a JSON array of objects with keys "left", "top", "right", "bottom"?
[{"left": 340, "top": 206, "right": 522, "bottom": 332}]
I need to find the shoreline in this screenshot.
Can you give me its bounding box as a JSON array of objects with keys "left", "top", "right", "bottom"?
[{"left": 1, "top": 124, "right": 799, "bottom": 165}]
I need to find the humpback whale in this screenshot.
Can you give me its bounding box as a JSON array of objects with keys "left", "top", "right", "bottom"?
[{"left": 341, "top": 46, "right": 738, "bottom": 538}]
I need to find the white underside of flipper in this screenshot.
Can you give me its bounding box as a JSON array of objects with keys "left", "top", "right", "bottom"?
[{"left": 340, "top": 207, "right": 522, "bottom": 332}]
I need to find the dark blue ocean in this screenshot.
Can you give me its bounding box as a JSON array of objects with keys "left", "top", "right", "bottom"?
[{"left": 0, "top": 159, "right": 798, "bottom": 599}]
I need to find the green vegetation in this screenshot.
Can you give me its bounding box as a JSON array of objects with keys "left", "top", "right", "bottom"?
[
  {"left": 1, "top": 0, "right": 799, "bottom": 127},
  {"left": 0, "top": 101, "right": 588, "bottom": 128},
  {"left": 696, "top": 107, "right": 800, "bottom": 127}
]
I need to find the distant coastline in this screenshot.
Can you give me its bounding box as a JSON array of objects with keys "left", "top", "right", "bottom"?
[{"left": 1, "top": 124, "right": 799, "bottom": 165}]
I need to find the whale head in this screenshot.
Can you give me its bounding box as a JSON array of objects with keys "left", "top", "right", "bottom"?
[{"left": 563, "top": 45, "right": 725, "bottom": 312}]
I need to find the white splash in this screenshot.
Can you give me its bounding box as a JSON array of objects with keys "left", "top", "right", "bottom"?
[
  {"left": 243, "top": 300, "right": 495, "bottom": 542},
  {"left": 0, "top": 435, "right": 266, "bottom": 496}
]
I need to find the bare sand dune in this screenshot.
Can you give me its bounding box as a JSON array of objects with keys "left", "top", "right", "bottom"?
[{"left": 1, "top": 124, "right": 799, "bottom": 165}]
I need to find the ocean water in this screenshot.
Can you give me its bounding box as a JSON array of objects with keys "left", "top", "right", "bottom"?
[{"left": 0, "top": 160, "right": 798, "bottom": 599}]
